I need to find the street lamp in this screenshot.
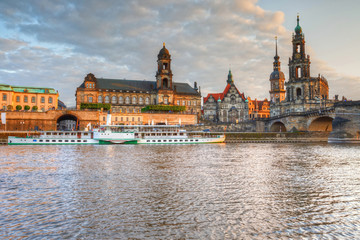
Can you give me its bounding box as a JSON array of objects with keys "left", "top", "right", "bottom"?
[{"left": 20, "top": 121, "right": 25, "bottom": 131}]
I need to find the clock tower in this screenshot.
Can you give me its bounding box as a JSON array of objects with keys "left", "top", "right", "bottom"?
[{"left": 269, "top": 36, "right": 286, "bottom": 103}]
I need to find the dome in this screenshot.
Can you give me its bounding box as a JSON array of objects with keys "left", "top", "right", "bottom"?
[
  {"left": 158, "top": 43, "right": 170, "bottom": 59},
  {"left": 295, "top": 24, "right": 302, "bottom": 34},
  {"left": 270, "top": 70, "right": 285, "bottom": 80}
]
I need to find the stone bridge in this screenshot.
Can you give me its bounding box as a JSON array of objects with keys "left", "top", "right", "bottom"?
[{"left": 266, "top": 101, "right": 360, "bottom": 140}]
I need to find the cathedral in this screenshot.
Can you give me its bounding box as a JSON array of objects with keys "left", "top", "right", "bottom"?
[
  {"left": 270, "top": 15, "right": 332, "bottom": 116},
  {"left": 203, "top": 70, "right": 249, "bottom": 123},
  {"left": 76, "top": 43, "right": 202, "bottom": 117}
]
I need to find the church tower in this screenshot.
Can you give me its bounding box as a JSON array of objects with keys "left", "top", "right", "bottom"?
[
  {"left": 288, "top": 14, "right": 311, "bottom": 82},
  {"left": 156, "top": 43, "right": 173, "bottom": 90},
  {"left": 269, "top": 37, "right": 286, "bottom": 103}
]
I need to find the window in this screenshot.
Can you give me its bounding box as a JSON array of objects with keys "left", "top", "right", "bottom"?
[
  {"left": 98, "top": 95, "right": 103, "bottom": 103},
  {"left": 145, "top": 97, "right": 150, "bottom": 105},
  {"left": 105, "top": 96, "right": 110, "bottom": 103},
  {"left": 115, "top": 117, "right": 118, "bottom": 121},
  {"left": 132, "top": 117, "right": 134, "bottom": 122},
  {"left": 2, "top": 94, "right": 7, "bottom": 101},
  {"left": 24, "top": 96, "right": 28, "bottom": 103},
  {"left": 132, "top": 96, "right": 137, "bottom": 104},
  {"left": 182, "top": 100, "right": 185, "bottom": 105},
  {"left": 119, "top": 96, "right": 124, "bottom": 104},
  {"left": 111, "top": 95, "right": 117, "bottom": 104},
  {"left": 188, "top": 101, "right": 191, "bottom": 106},
  {"left": 41, "top": 97, "right": 45, "bottom": 103},
  {"left": 177, "top": 100, "right": 180, "bottom": 105},
  {"left": 126, "top": 117, "right": 129, "bottom": 121},
  {"left": 49, "top": 97, "right": 53, "bottom": 103},
  {"left": 88, "top": 96, "right": 93, "bottom": 103},
  {"left": 193, "top": 101, "right": 196, "bottom": 106},
  {"left": 139, "top": 97, "right": 144, "bottom": 105},
  {"left": 125, "top": 96, "right": 130, "bottom": 104},
  {"left": 16, "top": 96, "right": 20, "bottom": 102},
  {"left": 164, "top": 98, "right": 168, "bottom": 104},
  {"left": 32, "top": 97, "right": 36, "bottom": 103},
  {"left": 138, "top": 117, "right": 140, "bottom": 121},
  {"left": 121, "top": 117, "right": 123, "bottom": 121}
]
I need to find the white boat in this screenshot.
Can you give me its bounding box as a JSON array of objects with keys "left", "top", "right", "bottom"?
[
  {"left": 7, "top": 125, "right": 225, "bottom": 145},
  {"left": 8, "top": 131, "right": 99, "bottom": 145},
  {"left": 94, "top": 125, "right": 225, "bottom": 144}
]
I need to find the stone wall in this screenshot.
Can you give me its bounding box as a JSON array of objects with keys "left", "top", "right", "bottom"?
[{"left": 329, "top": 101, "right": 360, "bottom": 139}]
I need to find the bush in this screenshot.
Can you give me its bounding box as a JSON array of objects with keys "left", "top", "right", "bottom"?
[
  {"left": 80, "top": 103, "right": 111, "bottom": 110},
  {"left": 24, "top": 105, "right": 30, "bottom": 111},
  {"left": 32, "top": 106, "right": 38, "bottom": 111},
  {"left": 16, "top": 105, "right": 22, "bottom": 111},
  {"left": 141, "top": 105, "right": 186, "bottom": 113},
  {"left": 7, "top": 105, "right": 13, "bottom": 110}
]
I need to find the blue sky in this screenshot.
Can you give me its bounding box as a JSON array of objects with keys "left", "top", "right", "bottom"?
[{"left": 0, "top": 0, "right": 359, "bottom": 106}]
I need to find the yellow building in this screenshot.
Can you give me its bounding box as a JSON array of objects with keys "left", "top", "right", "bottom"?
[
  {"left": 247, "top": 97, "right": 270, "bottom": 119},
  {"left": 0, "top": 84, "right": 59, "bottom": 111}
]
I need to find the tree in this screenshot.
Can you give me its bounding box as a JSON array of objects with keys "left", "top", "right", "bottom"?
[
  {"left": 32, "top": 106, "right": 38, "bottom": 111},
  {"left": 16, "top": 105, "right": 22, "bottom": 111},
  {"left": 24, "top": 105, "right": 30, "bottom": 111},
  {"left": 7, "top": 105, "right": 13, "bottom": 110}
]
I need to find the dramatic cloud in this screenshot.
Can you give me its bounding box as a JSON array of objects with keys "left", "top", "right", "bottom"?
[{"left": 0, "top": 0, "right": 357, "bottom": 106}]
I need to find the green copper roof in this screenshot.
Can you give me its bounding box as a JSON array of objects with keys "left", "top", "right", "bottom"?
[{"left": 0, "top": 84, "right": 57, "bottom": 94}]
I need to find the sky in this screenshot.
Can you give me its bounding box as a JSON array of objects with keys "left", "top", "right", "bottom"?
[{"left": 0, "top": 0, "right": 359, "bottom": 107}]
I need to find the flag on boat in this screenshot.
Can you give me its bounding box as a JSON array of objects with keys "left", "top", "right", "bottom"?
[{"left": 1, "top": 113, "right": 5, "bottom": 124}]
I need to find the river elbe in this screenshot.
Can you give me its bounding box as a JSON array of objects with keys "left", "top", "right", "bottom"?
[{"left": 1, "top": 143, "right": 360, "bottom": 239}]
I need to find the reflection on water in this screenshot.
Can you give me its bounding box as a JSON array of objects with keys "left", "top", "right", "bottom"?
[{"left": 1, "top": 143, "right": 360, "bottom": 239}]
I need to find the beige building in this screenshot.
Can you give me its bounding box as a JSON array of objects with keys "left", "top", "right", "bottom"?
[
  {"left": 0, "top": 84, "right": 59, "bottom": 111},
  {"left": 76, "top": 44, "right": 202, "bottom": 117}
]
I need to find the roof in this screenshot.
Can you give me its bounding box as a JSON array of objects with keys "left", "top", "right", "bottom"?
[
  {"left": 203, "top": 83, "right": 246, "bottom": 103},
  {"left": 79, "top": 78, "right": 199, "bottom": 95},
  {"left": 0, "top": 84, "right": 57, "bottom": 94}
]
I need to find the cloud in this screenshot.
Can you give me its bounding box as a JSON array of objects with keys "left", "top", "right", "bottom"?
[{"left": 0, "top": 0, "right": 357, "bottom": 106}]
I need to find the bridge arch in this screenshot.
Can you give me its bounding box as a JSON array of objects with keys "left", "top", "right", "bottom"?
[
  {"left": 308, "top": 116, "right": 333, "bottom": 132},
  {"left": 270, "top": 121, "right": 287, "bottom": 132},
  {"left": 57, "top": 114, "right": 79, "bottom": 131}
]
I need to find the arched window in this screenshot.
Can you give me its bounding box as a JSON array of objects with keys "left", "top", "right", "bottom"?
[
  {"left": 139, "top": 97, "right": 144, "bottom": 105},
  {"left": 98, "top": 95, "right": 103, "bottom": 103},
  {"left": 132, "top": 96, "right": 137, "bottom": 104},
  {"left": 105, "top": 96, "right": 110, "bottom": 103},
  {"left": 119, "top": 96, "right": 124, "bottom": 104},
  {"left": 162, "top": 78, "right": 168, "bottom": 88},
  {"left": 296, "top": 88, "right": 302, "bottom": 99},
  {"left": 125, "top": 96, "right": 130, "bottom": 104},
  {"left": 111, "top": 95, "right": 117, "bottom": 104},
  {"left": 145, "top": 97, "right": 150, "bottom": 105},
  {"left": 24, "top": 96, "right": 28, "bottom": 103}
]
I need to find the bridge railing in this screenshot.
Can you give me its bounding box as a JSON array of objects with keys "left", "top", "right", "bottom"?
[{"left": 268, "top": 107, "right": 335, "bottom": 121}]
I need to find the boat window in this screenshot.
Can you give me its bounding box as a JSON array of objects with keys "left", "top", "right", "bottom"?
[
  {"left": 33, "top": 140, "right": 37, "bottom": 142},
  {"left": 190, "top": 139, "right": 193, "bottom": 142},
  {"left": 158, "top": 140, "right": 161, "bottom": 142},
  {"left": 84, "top": 133, "right": 88, "bottom": 136},
  {"left": 65, "top": 133, "right": 69, "bottom": 135},
  {"left": 71, "top": 140, "right": 75, "bottom": 142},
  {"left": 174, "top": 140, "right": 178, "bottom": 142},
  {"left": 39, "top": 140, "right": 43, "bottom": 142},
  {"left": 152, "top": 140, "right": 156, "bottom": 142},
  {"left": 46, "top": 132, "right": 51, "bottom": 135},
  {"left": 53, "top": 133, "right": 57, "bottom": 135},
  {"left": 185, "top": 140, "right": 188, "bottom": 142},
  {"left": 59, "top": 133, "right": 63, "bottom": 135},
  {"left": 65, "top": 140, "right": 69, "bottom": 142},
  {"left": 77, "top": 140, "right": 81, "bottom": 142},
  {"left": 180, "top": 140, "right": 183, "bottom": 142},
  {"left": 84, "top": 140, "right": 87, "bottom": 142},
  {"left": 52, "top": 140, "right": 56, "bottom": 142},
  {"left": 147, "top": 140, "right": 150, "bottom": 142},
  {"left": 195, "top": 139, "right": 199, "bottom": 142},
  {"left": 169, "top": 140, "right": 172, "bottom": 142},
  {"left": 59, "top": 140, "right": 63, "bottom": 142},
  {"left": 46, "top": 140, "right": 50, "bottom": 142}
]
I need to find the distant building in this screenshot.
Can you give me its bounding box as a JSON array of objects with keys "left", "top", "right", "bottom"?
[
  {"left": 75, "top": 43, "right": 201, "bottom": 117},
  {"left": 203, "top": 70, "right": 249, "bottom": 123},
  {"left": 271, "top": 15, "right": 332, "bottom": 116},
  {"left": 0, "top": 84, "right": 59, "bottom": 111},
  {"left": 247, "top": 97, "right": 270, "bottom": 119},
  {"left": 269, "top": 37, "right": 286, "bottom": 104}
]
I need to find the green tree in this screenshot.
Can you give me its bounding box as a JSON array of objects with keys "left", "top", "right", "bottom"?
[
  {"left": 32, "top": 106, "right": 38, "bottom": 111},
  {"left": 7, "top": 105, "right": 13, "bottom": 110},
  {"left": 24, "top": 105, "right": 30, "bottom": 111},
  {"left": 16, "top": 105, "right": 22, "bottom": 111}
]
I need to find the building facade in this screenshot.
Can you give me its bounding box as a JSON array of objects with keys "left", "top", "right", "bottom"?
[
  {"left": 270, "top": 15, "right": 332, "bottom": 117},
  {"left": 203, "top": 70, "right": 249, "bottom": 123},
  {"left": 247, "top": 97, "right": 270, "bottom": 119},
  {"left": 0, "top": 84, "right": 59, "bottom": 111},
  {"left": 76, "top": 44, "right": 202, "bottom": 117}
]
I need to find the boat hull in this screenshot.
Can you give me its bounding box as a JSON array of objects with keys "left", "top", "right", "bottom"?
[{"left": 8, "top": 136, "right": 99, "bottom": 145}]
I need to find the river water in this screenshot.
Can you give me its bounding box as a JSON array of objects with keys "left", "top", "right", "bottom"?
[{"left": 1, "top": 143, "right": 360, "bottom": 239}]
